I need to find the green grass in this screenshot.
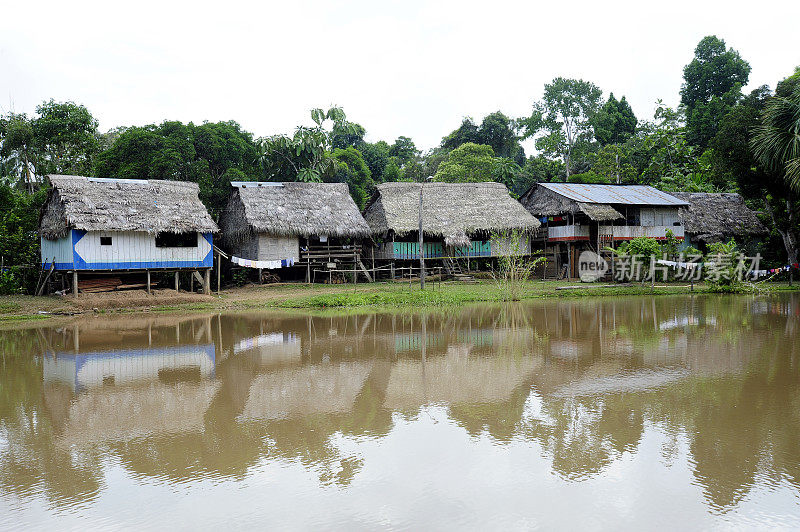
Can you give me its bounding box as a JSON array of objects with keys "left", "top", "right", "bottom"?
[
  {"left": 0, "top": 302, "right": 22, "bottom": 314},
  {"left": 269, "top": 281, "right": 699, "bottom": 309},
  {"left": 0, "top": 313, "right": 50, "bottom": 322}
]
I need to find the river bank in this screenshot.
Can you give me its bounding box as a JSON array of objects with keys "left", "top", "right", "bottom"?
[{"left": 2, "top": 279, "right": 798, "bottom": 322}]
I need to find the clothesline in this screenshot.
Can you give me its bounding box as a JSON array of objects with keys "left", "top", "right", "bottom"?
[{"left": 231, "top": 256, "right": 297, "bottom": 269}]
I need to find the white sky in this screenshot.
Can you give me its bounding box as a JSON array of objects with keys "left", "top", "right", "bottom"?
[{"left": 1, "top": 0, "right": 798, "bottom": 151}]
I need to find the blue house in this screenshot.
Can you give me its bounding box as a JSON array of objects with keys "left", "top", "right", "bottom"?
[{"left": 39, "top": 175, "right": 219, "bottom": 294}]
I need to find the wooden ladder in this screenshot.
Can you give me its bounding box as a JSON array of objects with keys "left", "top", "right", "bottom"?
[{"left": 443, "top": 256, "right": 462, "bottom": 276}]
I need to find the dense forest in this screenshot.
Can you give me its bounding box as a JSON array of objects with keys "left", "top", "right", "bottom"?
[{"left": 1, "top": 35, "right": 799, "bottom": 293}]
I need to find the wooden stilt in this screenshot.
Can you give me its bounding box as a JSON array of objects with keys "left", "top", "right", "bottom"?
[
  {"left": 217, "top": 253, "right": 221, "bottom": 294},
  {"left": 72, "top": 271, "right": 79, "bottom": 296},
  {"left": 175, "top": 271, "right": 180, "bottom": 292},
  {"left": 204, "top": 268, "right": 211, "bottom": 295},
  {"left": 146, "top": 270, "right": 151, "bottom": 294}
]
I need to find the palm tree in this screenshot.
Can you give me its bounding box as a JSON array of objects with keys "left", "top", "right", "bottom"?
[{"left": 751, "top": 87, "right": 800, "bottom": 190}]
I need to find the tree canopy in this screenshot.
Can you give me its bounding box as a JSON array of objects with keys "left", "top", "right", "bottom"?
[
  {"left": 681, "top": 36, "right": 751, "bottom": 148},
  {"left": 522, "top": 77, "right": 603, "bottom": 180},
  {"left": 433, "top": 143, "right": 496, "bottom": 183},
  {"left": 593, "top": 93, "right": 637, "bottom": 145}
]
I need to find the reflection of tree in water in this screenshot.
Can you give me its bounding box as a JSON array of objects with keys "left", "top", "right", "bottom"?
[
  {"left": 1, "top": 295, "right": 800, "bottom": 511},
  {"left": 0, "top": 329, "right": 104, "bottom": 506}
]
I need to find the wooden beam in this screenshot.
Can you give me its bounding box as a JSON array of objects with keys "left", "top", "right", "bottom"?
[
  {"left": 356, "top": 258, "right": 373, "bottom": 282},
  {"left": 37, "top": 260, "right": 55, "bottom": 296}
]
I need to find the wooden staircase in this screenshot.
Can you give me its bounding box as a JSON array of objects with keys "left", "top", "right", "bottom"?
[
  {"left": 443, "top": 256, "right": 462, "bottom": 275},
  {"left": 443, "top": 257, "right": 476, "bottom": 283}
]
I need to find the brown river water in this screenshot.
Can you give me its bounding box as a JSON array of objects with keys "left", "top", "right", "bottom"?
[{"left": 1, "top": 294, "right": 800, "bottom": 529}]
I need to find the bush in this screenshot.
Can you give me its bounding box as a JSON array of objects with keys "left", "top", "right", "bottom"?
[
  {"left": 491, "top": 230, "right": 544, "bottom": 300},
  {"left": 0, "top": 269, "right": 23, "bottom": 295},
  {"left": 704, "top": 240, "right": 749, "bottom": 293}
]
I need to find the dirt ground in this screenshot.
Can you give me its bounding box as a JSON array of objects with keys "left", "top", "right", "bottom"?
[{"left": 0, "top": 283, "right": 357, "bottom": 317}]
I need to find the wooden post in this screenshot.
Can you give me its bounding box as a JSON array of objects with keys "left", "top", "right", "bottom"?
[
  {"left": 217, "top": 253, "right": 221, "bottom": 294},
  {"left": 72, "top": 271, "right": 79, "bottom": 296},
  {"left": 204, "top": 268, "right": 211, "bottom": 295},
  {"left": 567, "top": 242, "right": 572, "bottom": 280},
  {"left": 175, "top": 271, "right": 180, "bottom": 292},
  {"left": 418, "top": 184, "right": 425, "bottom": 290},
  {"left": 611, "top": 238, "right": 616, "bottom": 282},
  {"left": 146, "top": 270, "right": 151, "bottom": 294},
  {"left": 258, "top": 268, "right": 263, "bottom": 284},
  {"left": 306, "top": 238, "right": 311, "bottom": 284},
  {"left": 190, "top": 272, "right": 194, "bottom": 293}
]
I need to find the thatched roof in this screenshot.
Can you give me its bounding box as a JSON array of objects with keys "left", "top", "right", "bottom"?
[
  {"left": 363, "top": 182, "right": 540, "bottom": 246},
  {"left": 577, "top": 202, "right": 623, "bottom": 221},
  {"left": 670, "top": 192, "right": 768, "bottom": 243},
  {"left": 220, "top": 182, "right": 371, "bottom": 243},
  {"left": 40, "top": 175, "right": 218, "bottom": 240}
]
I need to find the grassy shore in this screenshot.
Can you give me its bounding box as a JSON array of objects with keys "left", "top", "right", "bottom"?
[{"left": 1, "top": 279, "right": 797, "bottom": 322}]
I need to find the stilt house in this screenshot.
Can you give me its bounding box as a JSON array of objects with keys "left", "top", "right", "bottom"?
[
  {"left": 519, "top": 183, "right": 688, "bottom": 278},
  {"left": 363, "top": 182, "right": 540, "bottom": 274},
  {"left": 39, "top": 175, "right": 218, "bottom": 293},
  {"left": 219, "top": 182, "right": 372, "bottom": 280}
]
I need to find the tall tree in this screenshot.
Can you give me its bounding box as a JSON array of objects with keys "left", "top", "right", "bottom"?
[
  {"left": 330, "top": 146, "right": 374, "bottom": 209},
  {"left": 359, "top": 141, "right": 391, "bottom": 182},
  {"left": 752, "top": 86, "right": 800, "bottom": 192},
  {"left": 712, "top": 80, "right": 800, "bottom": 267},
  {"left": 441, "top": 112, "right": 524, "bottom": 164},
  {"left": 433, "top": 143, "right": 495, "bottom": 183},
  {"left": 95, "top": 120, "right": 259, "bottom": 216},
  {"left": 680, "top": 36, "right": 750, "bottom": 148},
  {"left": 0, "top": 114, "right": 35, "bottom": 190},
  {"left": 32, "top": 100, "right": 100, "bottom": 176},
  {"left": 388, "top": 136, "right": 419, "bottom": 165},
  {"left": 522, "top": 77, "right": 603, "bottom": 180},
  {"left": 257, "top": 107, "right": 356, "bottom": 183},
  {"left": 593, "top": 93, "right": 637, "bottom": 145},
  {"left": 0, "top": 101, "right": 101, "bottom": 188}
]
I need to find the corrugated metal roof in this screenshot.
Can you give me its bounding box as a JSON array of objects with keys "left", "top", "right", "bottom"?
[{"left": 538, "top": 183, "right": 689, "bottom": 206}]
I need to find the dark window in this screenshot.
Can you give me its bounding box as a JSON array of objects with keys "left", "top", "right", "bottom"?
[
  {"left": 100, "top": 236, "right": 113, "bottom": 246},
  {"left": 155, "top": 232, "right": 198, "bottom": 248}
]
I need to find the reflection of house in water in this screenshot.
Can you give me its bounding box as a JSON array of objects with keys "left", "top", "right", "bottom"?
[
  {"left": 238, "top": 362, "right": 374, "bottom": 421},
  {"left": 39, "top": 315, "right": 220, "bottom": 448},
  {"left": 44, "top": 345, "right": 216, "bottom": 392}
]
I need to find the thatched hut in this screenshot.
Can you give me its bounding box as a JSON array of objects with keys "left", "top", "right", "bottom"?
[
  {"left": 219, "top": 181, "right": 372, "bottom": 279},
  {"left": 363, "top": 182, "right": 540, "bottom": 264},
  {"left": 39, "top": 175, "right": 218, "bottom": 293},
  {"left": 669, "top": 192, "right": 768, "bottom": 248}
]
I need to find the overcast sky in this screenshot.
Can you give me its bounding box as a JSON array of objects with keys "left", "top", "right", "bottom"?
[{"left": 1, "top": 0, "right": 798, "bottom": 151}]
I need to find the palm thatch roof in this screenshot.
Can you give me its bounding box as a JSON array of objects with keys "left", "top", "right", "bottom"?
[
  {"left": 577, "top": 202, "right": 624, "bottom": 221},
  {"left": 363, "top": 182, "right": 540, "bottom": 246},
  {"left": 40, "top": 175, "right": 218, "bottom": 240},
  {"left": 670, "top": 192, "right": 768, "bottom": 243},
  {"left": 220, "top": 182, "right": 371, "bottom": 244}
]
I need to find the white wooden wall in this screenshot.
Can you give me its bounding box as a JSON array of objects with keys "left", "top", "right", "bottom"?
[
  {"left": 40, "top": 235, "right": 74, "bottom": 267},
  {"left": 74, "top": 230, "right": 211, "bottom": 269},
  {"left": 257, "top": 234, "right": 299, "bottom": 261},
  {"left": 490, "top": 234, "right": 531, "bottom": 256}
]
